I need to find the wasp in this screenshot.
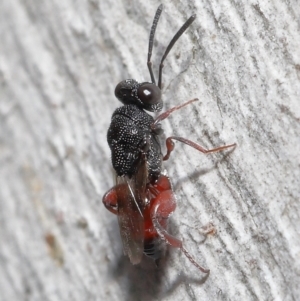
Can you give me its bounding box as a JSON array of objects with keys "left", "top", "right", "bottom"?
[{"left": 102, "top": 4, "right": 236, "bottom": 273}]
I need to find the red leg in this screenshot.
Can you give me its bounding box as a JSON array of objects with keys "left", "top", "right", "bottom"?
[
  {"left": 150, "top": 190, "right": 210, "bottom": 273},
  {"left": 152, "top": 98, "right": 199, "bottom": 128},
  {"left": 150, "top": 98, "right": 236, "bottom": 160},
  {"left": 102, "top": 187, "right": 119, "bottom": 215},
  {"left": 163, "top": 136, "right": 236, "bottom": 161}
]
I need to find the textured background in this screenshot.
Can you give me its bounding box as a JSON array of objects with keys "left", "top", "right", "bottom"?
[{"left": 1, "top": 0, "right": 299, "bottom": 300}]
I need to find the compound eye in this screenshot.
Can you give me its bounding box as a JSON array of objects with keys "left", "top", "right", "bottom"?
[
  {"left": 137, "top": 83, "right": 161, "bottom": 105},
  {"left": 114, "top": 82, "right": 123, "bottom": 100}
]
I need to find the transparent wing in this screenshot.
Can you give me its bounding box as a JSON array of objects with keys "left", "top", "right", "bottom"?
[{"left": 116, "top": 155, "right": 148, "bottom": 265}]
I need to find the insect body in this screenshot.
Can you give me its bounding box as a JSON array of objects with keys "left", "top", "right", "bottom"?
[{"left": 103, "top": 5, "right": 236, "bottom": 273}]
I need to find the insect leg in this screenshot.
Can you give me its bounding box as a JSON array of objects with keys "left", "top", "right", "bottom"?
[
  {"left": 158, "top": 14, "right": 196, "bottom": 89},
  {"left": 151, "top": 190, "right": 210, "bottom": 273},
  {"left": 163, "top": 137, "right": 236, "bottom": 161},
  {"left": 102, "top": 186, "right": 119, "bottom": 215},
  {"left": 152, "top": 98, "right": 236, "bottom": 160},
  {"left": 147, "top": 4, "right": 164, "bottom": 84},
  {"left": 152, "top": 98, "right": 199, "bottom": 127}
]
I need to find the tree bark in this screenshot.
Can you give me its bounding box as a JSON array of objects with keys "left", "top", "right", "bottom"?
[{"left": 1, "top": 1, "right": 299, "bottom": 300}]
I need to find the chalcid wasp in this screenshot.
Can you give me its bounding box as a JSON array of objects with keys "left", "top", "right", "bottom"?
[{"left": 102, "top": 4, "right": 236, "bottom": 273}]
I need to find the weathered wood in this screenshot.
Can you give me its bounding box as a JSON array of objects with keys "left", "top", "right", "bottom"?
[{"left": 0, "top": 1, "right": 299, "bottom": 300}]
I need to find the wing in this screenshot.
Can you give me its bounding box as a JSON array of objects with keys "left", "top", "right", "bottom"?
[{"left": 116, "top": 154, "right": 148, "bottom": 265}]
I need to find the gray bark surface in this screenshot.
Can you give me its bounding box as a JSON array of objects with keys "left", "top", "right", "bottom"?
[{"left": 1, "top": 0, "right": 299, "bottom": 300}]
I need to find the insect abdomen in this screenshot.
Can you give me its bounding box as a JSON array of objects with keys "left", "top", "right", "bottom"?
[{"left": 143, "top": 238, "right": 165, "bottom": 260}]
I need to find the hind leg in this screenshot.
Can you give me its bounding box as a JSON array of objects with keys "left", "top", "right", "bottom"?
[{"left": 150, "top": 189, "right": 210, "bottom": 273}]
